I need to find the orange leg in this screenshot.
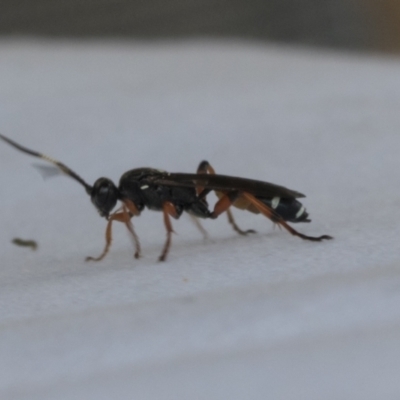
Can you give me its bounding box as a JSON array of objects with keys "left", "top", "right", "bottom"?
[
  {"left": 210, "top": 190, "right": 239, "bottom": 218},
  {"left": 196, "top": 160, "right": 216, "bottom": 195},
  {"left": 86, "top": 204, "right": 141, "bottom": 262},
  {"left": 241, "top": 192, "right": 332, "bottom": 241},
  {"left": 122, "top": 199, "right": 142, "bottom": 258},
  {"left": 197, "top": 160, "right": 255, "bottom": 236},
  {"left": 122, "top": 209, "right": 141, "bottom": 260},
  {"left": 226, "top": 207, "right": 256, "bottom": 236},
  {"left": 124, "top": 198, "right": 141, "bottom": 217},
  {"left": 208, "top": 189, "right": 256, "bottom": 234},
  {"left": 159, "top": 201, "right": 178, "bottom": 262}
]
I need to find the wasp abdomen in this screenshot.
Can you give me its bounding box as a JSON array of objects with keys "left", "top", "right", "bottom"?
[{"left": 261, "top": 197, "right": 310, "bottom": 223}]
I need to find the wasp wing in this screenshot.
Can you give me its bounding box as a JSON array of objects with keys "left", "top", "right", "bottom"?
[{"left": 152, "top": 173, "right": 305, "bottom": 199}]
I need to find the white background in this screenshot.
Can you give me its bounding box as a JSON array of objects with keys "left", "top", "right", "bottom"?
[{"left": 1, "top": 39, "right": 400, "bottom": 399}]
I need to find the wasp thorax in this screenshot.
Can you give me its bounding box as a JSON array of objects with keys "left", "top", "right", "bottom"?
[{"left": 91, "top": 177, "right": 119, "bottom": 218}]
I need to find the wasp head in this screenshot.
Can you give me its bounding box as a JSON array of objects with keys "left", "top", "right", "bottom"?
[{"left": 91, "top": 177, "right": 119, "bottom": 218}]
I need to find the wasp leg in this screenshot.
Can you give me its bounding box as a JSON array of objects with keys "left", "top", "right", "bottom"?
[
  {"left": 159, "top": 201, "right": 179, "bottom": 262},
  {"left": 188, "top": 214, "right": 209, "bottom": 240},
  {"left": 226, "top": 207, "right": 256, "bottom": 236},
  {"left": 122, "top": 199, "right": 142, "bottom": 258},
  {"left": 196, "top": 160, "right": 216, "bottom": 195},
  {"left": 209, "top": 190, "right": 241, "bottom": 219},
  {"left": 86, "top": 205, "right": 141, "bottom": 262},
  {"left": 86, "top": 207, "right": 127, "bottom": 262},
  {"left": 242, "top": 192, "right": 332, "bottom": 242},
  {"left": 197, "top": 160, "right": 256, "bottom": 235}
]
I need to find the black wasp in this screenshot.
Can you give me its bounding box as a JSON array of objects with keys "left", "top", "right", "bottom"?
[{"left": 0, "top": 134, "right": 332, "bottom": 261}]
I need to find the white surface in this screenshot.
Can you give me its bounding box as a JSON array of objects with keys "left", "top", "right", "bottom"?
[{"left": 1, "top": 39, "right": 400, "bottom": 399}]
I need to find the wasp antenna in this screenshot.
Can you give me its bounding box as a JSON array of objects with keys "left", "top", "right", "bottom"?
[{"left": 0, "top": 133, "right": 93, "bottom": 194}]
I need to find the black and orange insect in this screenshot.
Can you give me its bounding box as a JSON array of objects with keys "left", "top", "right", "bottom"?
[{"left": 0, "top": 134, "right": 332, "bottom": 261}]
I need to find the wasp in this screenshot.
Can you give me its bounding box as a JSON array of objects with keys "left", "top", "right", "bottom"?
[{"left": 0, "top": 134, "right": 332, "bottom": 261}]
